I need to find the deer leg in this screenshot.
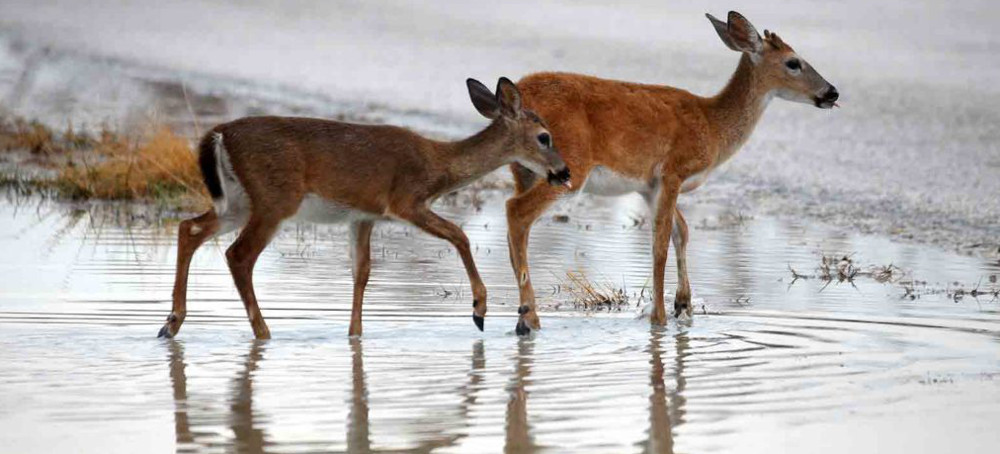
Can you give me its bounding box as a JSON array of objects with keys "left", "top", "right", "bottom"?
[
  {"left": 398, "top": 207, "right": 487, "bottom": 331},
  {"left": 651, "top": 179, "right": 680, "bottom": 325},
  {"left": 159, "top": 210, "right": 220, "bottom": 338},
  {"left": 506, "top": 175, "right": 577, "bottom": 336},
  {"left": 226, "top": 215, "right": 282, "bottom": 340},
  {"left": 672, "top": 207, "right": 693, "bottom": 318},
  {"left": 348, "top": 220, "right": 374, "bottom": 337}
]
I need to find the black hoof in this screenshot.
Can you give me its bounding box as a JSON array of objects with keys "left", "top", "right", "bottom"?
[
  {"left": 157, "top": 324, "right": 173, "bottom": 339},
  {"left": 472, "top": 314, "right": 485, "bottom": 331},
  {"left": 515, "top": 319, "right": 531, "bottom": 336}
]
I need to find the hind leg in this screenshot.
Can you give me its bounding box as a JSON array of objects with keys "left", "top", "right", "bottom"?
[
  {"left": 650, "top": 178, "right": 681, "bottom": 325},
  {"left": 159, "top": 210, "right": 220, "bottom": 338},
  {"left": 226, "top": 214, "right": 284, "bottom": 339},
  {"left": 671, "top": 208, "right": 693, "bottom": 318},
  {"left": 348, "top": 220, "right": 374, "bottom": 337}
]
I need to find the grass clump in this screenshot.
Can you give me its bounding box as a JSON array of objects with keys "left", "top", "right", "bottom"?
[
  {"left": 0, "top": 115, "right": 99, "bottom": 154},
  {"left": 562, "top": 270, "right": 633, "bottom": 312},
  {"left": 1, "top": 112, "right": 209, "bottom": 209},
  {"left": 56, "top": 126, "right": 208, "bottom": 207},
  {"left": 788, "top": 252, "right": 908, "bottom": 291},
  {"left": 0, "top": 117, "right": 59, "bottom": 154}
]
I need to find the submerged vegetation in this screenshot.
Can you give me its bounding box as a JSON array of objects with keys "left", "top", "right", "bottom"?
[
  {"left": 0, "top": 113, "right": 208, "bottom": 210},
  {"left": 788, "top": 253, "right": 1000, "bottom": 302},
  {"left": 787, "top": 253, "right": 906, "bottom": 288}
]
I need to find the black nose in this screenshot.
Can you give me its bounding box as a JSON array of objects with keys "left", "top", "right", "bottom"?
[
  {"left": 547, "top": 167, "right": 571, "bottom": 187},
  {"left": 824, "top": 86, "right": 839, "bottom": 102}
]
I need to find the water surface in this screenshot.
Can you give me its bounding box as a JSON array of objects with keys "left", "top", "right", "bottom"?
[{"left": 1, "top": 194, "right": 998, "bottom": 453}]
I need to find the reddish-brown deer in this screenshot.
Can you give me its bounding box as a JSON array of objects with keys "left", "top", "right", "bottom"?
[
  {"left": 506, "top": 11, "right": 839, "bottom": 334},
  {"left": 159, "top": 77, "right": 570, "bottom": 339}
]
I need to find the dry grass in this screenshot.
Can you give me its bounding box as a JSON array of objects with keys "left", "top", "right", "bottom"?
[
  {"left": 0, "top": 117, "right": 60, "bottom": 154},
  {"left": 1, "top": 113, "right": 209, "bottom": 209},
  {"left": 900, "top": 276, "right": 1000, "bottom": 302},
  {"left": 561, "top": 270, "right": 633, "bottom": 312},
  {"left": 790, "top": 254, "right": 899, "bottom": 284},
  {"left": 787, "top": 252, "right": 1000, "bottom": 303},
  {"left": 817, "top": 254, "right": 859, "bottom": 283},
  {"left": 0, "top": 115, "right": 99, "bottom": 155},
  {"left": 57, "top": 126, "right": 208, "bottom": 206},
  {"left": 788, "top": 252, "right": 917, "bottom": 293}
]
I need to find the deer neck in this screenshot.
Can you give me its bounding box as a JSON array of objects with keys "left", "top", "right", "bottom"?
[
  {"left": 704, "top": 54, "right": 774, "bottom": 164},
  {"left": 438, "top": 121, "right": 514, "bottom": 190}
]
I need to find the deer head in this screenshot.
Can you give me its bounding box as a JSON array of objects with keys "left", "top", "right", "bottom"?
[
  {"left": 707, "top": 11, "right": 839, "bottom": 109},
  {"left": 467, "top": 77, "right": 571, "bottom": 187}
]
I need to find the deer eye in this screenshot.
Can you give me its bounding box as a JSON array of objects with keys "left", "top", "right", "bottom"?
[
  {"left": 537, "top": 132, "right": 551, "bottom": 147},
  {"left": 785, "top": 59, "right": 802, "bottom": 71}
]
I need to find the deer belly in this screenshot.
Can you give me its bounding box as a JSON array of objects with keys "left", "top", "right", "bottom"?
[
  {"left": 680, "top": 168, "right": 711, "bottom": 193},
  {"left": 292, "top": 194, "right": 381, "bottom": 224},
  {"left": 581, "top": 166, "right": 655, "bottom": 196}
]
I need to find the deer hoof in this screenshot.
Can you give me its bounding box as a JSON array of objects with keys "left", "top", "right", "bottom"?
[
  {"left": 515, "top": 319, "right": 531, "bottom": 336},
  {"left": 472, "top": 314, "right": 484, "bottom": 331},
  {"left": 157, "top": 324, "right": 173, "bottom": 338}
]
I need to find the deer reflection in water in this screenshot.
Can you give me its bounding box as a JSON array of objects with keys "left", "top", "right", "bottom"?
[
  {"left": 167, "top": 339, "right": 486, "bottom": 452},
  {"left": 505, "top": 338, "right": 540, "bottom": 453},
  {"left": 638, "top": 327, "right": 689, "bottom": 454},
  {"left": 167, "top": 340, "right": 268, "bottom": 453},
  {"left": 165, "top": 331, "right": 687, "bottom": 452}
]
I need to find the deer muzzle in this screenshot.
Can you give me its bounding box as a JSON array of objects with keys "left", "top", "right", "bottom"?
[
  {"left": 815, "top": 85, "right": 839, "bottom": 109},
  {"left": 547, "top": 167, "right": 572, "bottom": 189}
]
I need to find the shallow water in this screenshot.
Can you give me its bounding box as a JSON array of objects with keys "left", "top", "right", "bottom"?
[{"left": 1, "top": 193, "right": 999, "bottom": 453}]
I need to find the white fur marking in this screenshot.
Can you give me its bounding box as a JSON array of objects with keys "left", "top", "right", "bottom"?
[
  {"left": 211, "top": 132, "right": 228, "bottom": 216},
  {"left": 292, "top": 194, "right": 382, "bottom": 225},
  {"left": 514, "top": 158, "right": 547, "bottom": 177},
  {"left": 680, "top": 169, "right": 710, "bottom": 192},
  {"left": 581, "top": 166, "right": 653, "bottom": 197}
]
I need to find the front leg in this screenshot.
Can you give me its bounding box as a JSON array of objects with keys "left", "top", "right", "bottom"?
[
  {"left": 397, "top": 207, "right": 487, "bottom": 331},
  {"left": 506, "top": 179, "right": 566, "bottom": 336},
  {"left": 651, "top": 177, "right": 681, "bottom": 325}
]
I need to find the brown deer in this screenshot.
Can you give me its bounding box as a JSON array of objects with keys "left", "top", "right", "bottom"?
[
  {"left": 506, "top": 11, "right": 839, "bottom": 334},
  {"left": 158, "top": 77, "right": 570, "bottom": 339}
]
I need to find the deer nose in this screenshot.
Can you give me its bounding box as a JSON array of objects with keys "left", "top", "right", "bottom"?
[
  {"left": 824, "top": 86, "right": 839, "bottom": 102},
  {"left": 547, "top": 167, "right": 572, "bottom": 189}
]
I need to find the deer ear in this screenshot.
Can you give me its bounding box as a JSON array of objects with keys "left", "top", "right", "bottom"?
[
  {"left": 726, "top": 11, "right": 763, "bottom": 54},
  {"left": 496, "top": 77, "right": 522, "bottom": 118},
  {"left": 706, "top": 13, "right": 742, "bottom": 52},
  {"left": 467, "top": 78, "right": 499, "bottom": 119},
  {"left": 707, "top": 12, "right": 763, "bottom": 55}
]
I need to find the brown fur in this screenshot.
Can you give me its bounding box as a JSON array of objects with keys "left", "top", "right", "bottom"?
[{"left": 506, "top": 11, "right": 837, "bottom": 329}]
